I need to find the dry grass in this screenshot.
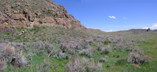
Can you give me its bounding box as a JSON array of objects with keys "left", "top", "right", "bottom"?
[
  {"left": 4, "top": 45, "right": 15, "bottom": 56},
  {"left": 0, "top": 59, "right": 7, "bottom": 71}
]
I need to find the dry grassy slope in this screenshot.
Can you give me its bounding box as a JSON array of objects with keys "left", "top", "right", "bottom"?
[
  {"left": 87, "top": 29, "right": 107, "bottom": 36},
  {"left": 0, "top": 0, "right": 86, "bottom": 30}
]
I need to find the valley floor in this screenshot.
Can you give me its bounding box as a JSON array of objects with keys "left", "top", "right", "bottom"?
[{"left": 0, "top": 27, "right": 157, "bottom": 72}]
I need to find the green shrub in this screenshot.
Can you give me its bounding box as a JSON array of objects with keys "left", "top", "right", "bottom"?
[
  {"left": 93, "top": 39, "right": 97, "bottom": 41},
  {"left": 97, "top": 46, "right": 102, "bottom": 51},
  {"left": 104, "top": 41, "right": 109, "bottom": 44}
]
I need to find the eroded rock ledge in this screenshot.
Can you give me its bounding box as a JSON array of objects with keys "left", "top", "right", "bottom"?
[{"left": 0, "top": 0, "right": 86, "bottom": 30}]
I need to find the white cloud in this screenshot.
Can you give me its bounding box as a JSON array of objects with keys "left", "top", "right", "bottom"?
[
  {"left": 142, "top": 27, "right": 149, "bottom": 29},
  {"left": 123, "top": 17, "right": 126, "bottom": 19},
  {"left": 150, "top": 23, "right": 157, "bottom": 29},
  {"left": 109, "top": 16, "right": 116, "bottom": 19},
  {"left": 106, "top": 29, "right": 113, "bottom": 32},
  {"left": 142, "top": 23, "right": 157, "bottom": 30}
]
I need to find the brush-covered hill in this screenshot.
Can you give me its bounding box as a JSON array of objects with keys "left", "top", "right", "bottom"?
[
  {"left": 0, "top": 0, "right": 86, "bottom": 30},
  {"left": 0, "top": 0, "right": 94, "bottom": 42}
]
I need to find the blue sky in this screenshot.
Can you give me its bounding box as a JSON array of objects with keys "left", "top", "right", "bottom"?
[{"left": 52, "top": 0, "right": 157, "bottom": 31}]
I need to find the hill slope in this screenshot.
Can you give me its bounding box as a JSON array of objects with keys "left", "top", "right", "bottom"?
[{"left": 0, "top": 0, "right": 86, "bottom": 30}]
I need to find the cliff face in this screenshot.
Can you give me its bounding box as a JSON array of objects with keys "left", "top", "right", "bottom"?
[{"left": 0, "top": 0, "right": 86, "bottom": 30}]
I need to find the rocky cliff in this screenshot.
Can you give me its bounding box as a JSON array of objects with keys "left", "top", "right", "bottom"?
[{"left": 0, "top": 0, "right": 86, "bottom": 30}]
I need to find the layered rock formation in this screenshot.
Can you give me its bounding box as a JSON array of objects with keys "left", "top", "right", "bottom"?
[{"left": 0, "top": 0, "right": 86, "bottom": 30}]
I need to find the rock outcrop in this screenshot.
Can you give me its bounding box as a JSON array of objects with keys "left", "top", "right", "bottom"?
[{"left": 0, "top": 0, "right": 86, "bottom": 30}]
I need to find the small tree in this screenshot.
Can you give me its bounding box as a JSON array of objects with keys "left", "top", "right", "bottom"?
[{"left": 146, "top": 28, "right": 150, "bottom": 32}]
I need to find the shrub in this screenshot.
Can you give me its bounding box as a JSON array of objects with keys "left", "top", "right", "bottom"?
[
  {"left": 60, "top": 41, "right": 81, "bottom": 55},
  {"left": 127, "top": 51, "right": 151, "bottom": 65},
  {"left": 114, "top": 43, "right": 124, "bottom": 51},
  {"left": 83, "top": 44, "right": 90, "bottom": 49},
  {"left": 0, "top": 43, "right": 5, "bottom": 51},
  {"left": 68, "top": 49, "right": 75, "bottom": 55},
  {"left": 124, "top": 41, "right": 133, "bottom": 51},
  {"left": 99, "top": 56, "right": 109, "bottom": 63},
  {"left": 60, "top": 43, "right": 70, "bottom": 52},
  {"left": 58, "top": 52, "right": 66, "bottom": 60},
  {"left": 127, "top": 52, "right": 141, "bottom": 64},
  {"left": 11, "top": 52, "right": 29, "bottom": 68},
  {"left": 46, "top": 45, "right": 55, "bottom": 54},
  {"left": 98, "top": 42, "right": 104, "bottom": 46},
  {"left": 52, "top": 50, "right": 66, "bottom": 60},
  {"left": 101, "top": 45, "right": 112, "bottom": 54},
  {"left": 63, "top": 55, "right": 73, "bottom": 60},
  {"left": 89, "top": 41, "right": 97, "bottom": 46},
  {"left": 143, "top": 55, "right": 152, "bottom": 63},
  {"left": 0, "top": 44, "right": 15, "bottom": 60},
  {"left": 0, "top": 59, "right": 7, "bottom": 71},
  {"left": 65, "top": 57, "right": 102, "bottom": 72},
  {"left": 75, "top": 45, "right": 82, "bottom": 50},
  {"left": 125, "top": 46, "right": 132, "bottom": 51},
  {"left": 97, "top": 46, "right": 102, "bottom": 51},
  {"left": 79, "top": 48, "right": 95, "bottom": 58},
  {"left": 107, "top": 63, "right": 111, "bottom": 68},
  {"left": 36, "top": 50, "right": 46, "bottom": 56},
  {"left": 116, "top": 54, "right": 120, "bottom": 58},
  {"left": 93, "top": 39, "right": 97, "bottom": 41},
  {"left": 104, "top": 41, "right": 109, "bottom": 44},
  {"left": 4, "top": 45, "right": 15, "bottom": 55}
]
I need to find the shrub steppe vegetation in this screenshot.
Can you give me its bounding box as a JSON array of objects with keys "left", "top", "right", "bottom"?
[{"left": 0, "top": 26, "right": 157, "bottom": 72}]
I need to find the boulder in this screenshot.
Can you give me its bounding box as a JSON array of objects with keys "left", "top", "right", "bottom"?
[
  {"left": 73, "top": 20, "right": 87, "bottom": 29},
  {"left": 30, "top": 18, "right": 40, "bottom": 27},
  {"left": 55, "top": 18, "right": 72, "bottom": 28},
  {"left": 40, "top": 17, "right": 55, "bottom": 23},
  {"left": 33, "top": 20, "right": 40, "bottom": 27}
]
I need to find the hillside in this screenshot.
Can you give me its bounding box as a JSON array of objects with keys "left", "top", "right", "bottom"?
[{"left": 0, "top": 0, "right": 86, "bottom": 31}]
